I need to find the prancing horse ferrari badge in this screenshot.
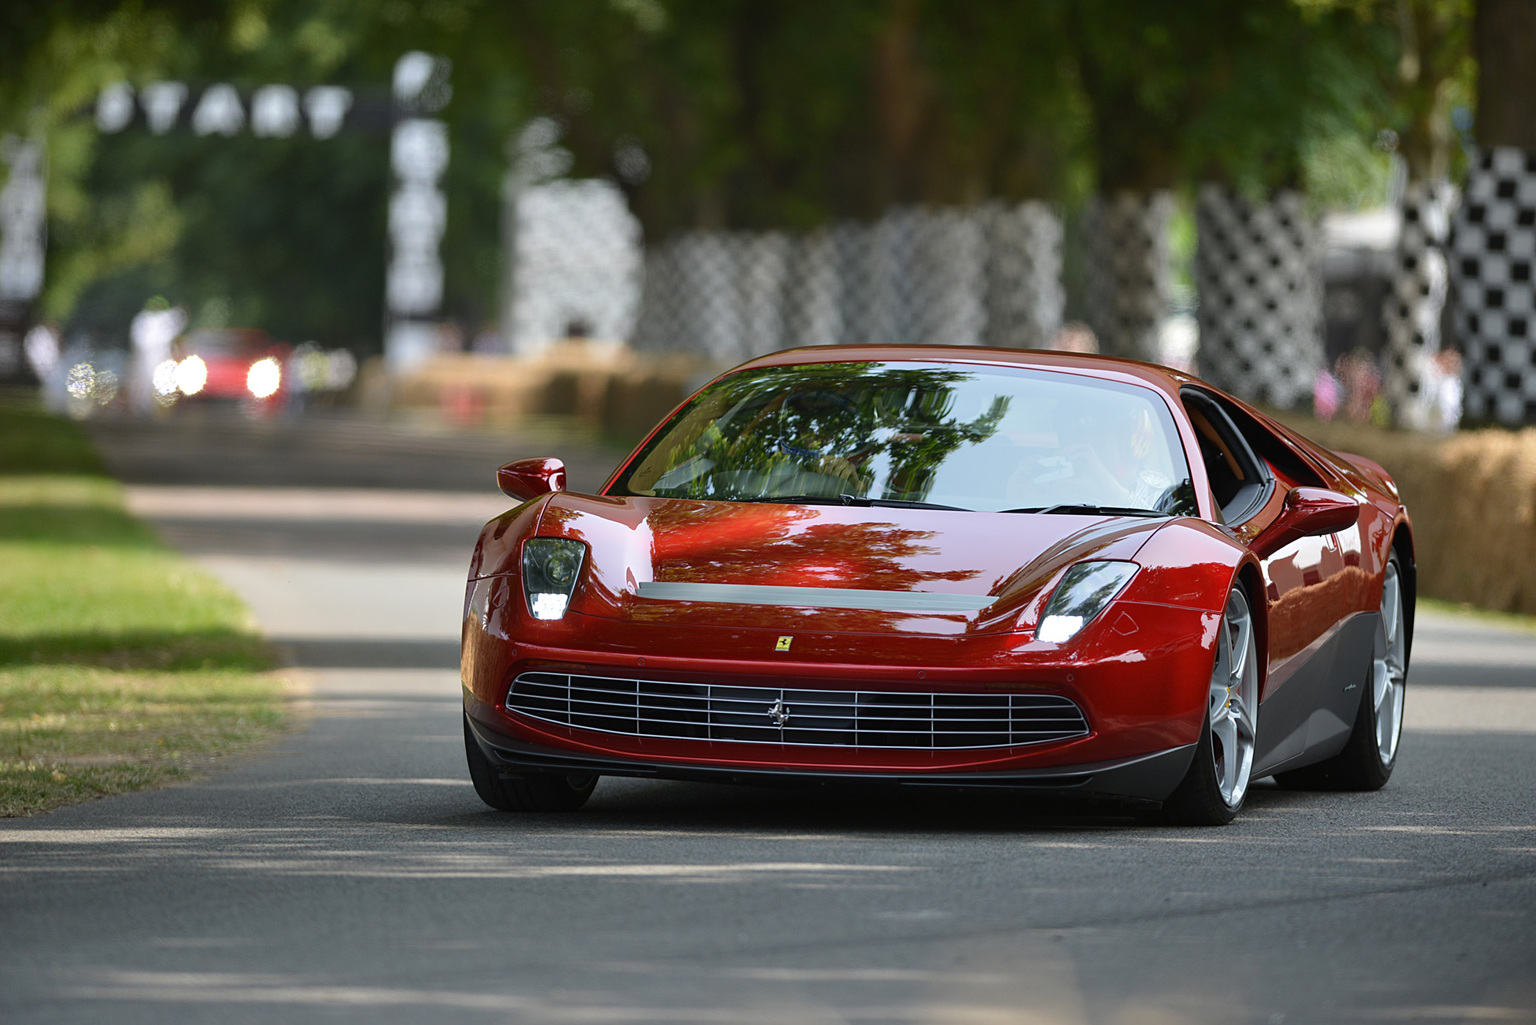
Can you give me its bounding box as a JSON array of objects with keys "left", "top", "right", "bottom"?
[{"left": 775, "top": 636, "right": 793, "bottom": 651}]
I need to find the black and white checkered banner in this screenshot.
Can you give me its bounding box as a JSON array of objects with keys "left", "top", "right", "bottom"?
[
  {"left": 1079, "top": 191, "right": 1173, "bottom": 364},
  {"left": 1194, "top": 185, "right": 1323, "bottom": 409},
  {"left": 1382, "top": 179, "right": 1456, "bottom": 428},
  {"left": 629, "top": 202, "right": 1064, "bottom": 362},
  {"left": 1450, "top": 146, "right": 1536, "bottom": 427}
]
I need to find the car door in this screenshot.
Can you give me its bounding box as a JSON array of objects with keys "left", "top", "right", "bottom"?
[{"left": 1179, "top": 388, "right": 1362, "bottom": 773}]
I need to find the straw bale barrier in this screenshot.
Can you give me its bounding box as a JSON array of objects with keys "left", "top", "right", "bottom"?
[
  {"left": 1282, "top": 417, "right": 1536, "bottom": 615},
  {"left": 391, "top": 343, "right": 708, "bottom": 440}
]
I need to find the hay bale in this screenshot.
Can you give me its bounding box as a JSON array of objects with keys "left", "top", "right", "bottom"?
[{"left": 1279, "top": 416, "right": 1536, "bottom": 615}]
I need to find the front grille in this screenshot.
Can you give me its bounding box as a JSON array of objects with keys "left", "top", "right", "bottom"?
[{"left": 505, "top": 672, "right": 1089, "bottom": 750}]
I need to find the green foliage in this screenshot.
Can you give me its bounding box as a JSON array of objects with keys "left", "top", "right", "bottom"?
[{"left": 0, "top": 0, "right": 1464, "bottom": 352}]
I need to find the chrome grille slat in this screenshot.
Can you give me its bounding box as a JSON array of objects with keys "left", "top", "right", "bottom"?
[{"left": 506, "top": 674, "right": 1089, "bottom": 750}]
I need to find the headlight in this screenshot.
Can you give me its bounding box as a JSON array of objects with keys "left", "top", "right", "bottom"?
[
  {"left": 1037, "top": 561, "right": 1138, "bottom": 644},
  {"left": 247, "top": 357, "right": 282, "bottom": 398},
  {"left": 175, "top": 355, "right": 207, "bottom": 396},
  {"left": 522, "top": 538, "right": 586, "bottom": 620},
  {"left": 152, "top": 359, "right": 180, "bottom": 400}
]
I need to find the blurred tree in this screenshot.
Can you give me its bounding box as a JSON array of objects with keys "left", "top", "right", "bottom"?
[
  {"left": 0, "top": 0, "right": 1475, "bottom": 368},
  {"left": 1474, "top": 0, "right": 1536, "bottom": 150}
]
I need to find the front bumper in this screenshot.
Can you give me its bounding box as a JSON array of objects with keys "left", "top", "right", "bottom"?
[{"left": 465, "top": 701, "right": 1197, "bottom": 804}]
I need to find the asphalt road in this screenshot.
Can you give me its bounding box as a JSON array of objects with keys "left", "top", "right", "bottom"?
[{"left": 2, "top": 411, "right": 1534, "bottom": 1025}]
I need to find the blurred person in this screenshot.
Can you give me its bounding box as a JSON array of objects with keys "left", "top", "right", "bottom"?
[
  {"left": 1049, "top": 321, "right": 1099, "bottom": 354},
  {"left": 1428, "top": 349, "right": 1463, "bottom": 432},
  {"left": 22, "top": 321, "right": 59, "bottom": 379},
  {"left": 1313, "top": 367, "right": 1342, "bottom": 421},
  {"left": 1336, "top": 349, "right": 1381, "bottom": 424},
  {"left": 128, "top": 300, "right": 186, "bottom": 416}
]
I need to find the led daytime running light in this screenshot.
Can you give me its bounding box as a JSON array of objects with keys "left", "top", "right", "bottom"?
[
  {"left": 1037, "top": 561, "right": 1138, "bottom": 644},
  {"left": 522, "top": 538, "right": 586, "bottom": 620}
]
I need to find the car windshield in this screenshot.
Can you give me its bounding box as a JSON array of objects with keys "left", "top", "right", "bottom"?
[{"left": 609, "top": 361, "right": 1197, "bottom": 515}]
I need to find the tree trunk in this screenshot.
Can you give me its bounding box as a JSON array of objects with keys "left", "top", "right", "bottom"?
[{"left": 1475, "top": 0, "right": 1536, "bottom": 151}]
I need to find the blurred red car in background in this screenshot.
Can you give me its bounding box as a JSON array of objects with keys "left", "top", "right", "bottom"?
[{"left": 164, "top": 328, "right": 290, "bottom": 413}]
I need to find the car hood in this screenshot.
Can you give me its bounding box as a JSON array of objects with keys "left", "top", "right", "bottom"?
[{"left": 535, "top": 494, "right": 1163, "bottom": 636}]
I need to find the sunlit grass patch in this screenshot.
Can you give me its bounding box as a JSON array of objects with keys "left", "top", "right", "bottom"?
[
  {"left": 0, "top": 665, "right": 287, "bottom": 817},
  {"left": 1, "top": 396, "right": 289, "bottom": 816}
]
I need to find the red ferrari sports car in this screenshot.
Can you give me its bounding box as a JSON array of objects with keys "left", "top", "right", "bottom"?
[{"left": 461, "top": 347, "right": 1413, "bottom": 825}]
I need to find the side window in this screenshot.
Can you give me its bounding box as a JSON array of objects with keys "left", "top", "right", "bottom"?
[
  {"left": 1208, "top": 394, "right": 1326, "bottom": 488},
  {"left": 1181, "top": 389, "right": 1272, "bottom": 525}
]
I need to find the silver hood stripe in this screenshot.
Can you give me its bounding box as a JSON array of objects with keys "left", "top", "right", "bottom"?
[{"left": 636, "top": 581, "right": 993, "bottom": 613}]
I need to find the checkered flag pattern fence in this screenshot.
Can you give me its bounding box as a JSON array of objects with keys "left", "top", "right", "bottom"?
[
  {"left": 631, "top": 202, "right": 1063, "bottom": 360},
  {"left": 1194, "top": 186, "right": 1322, "bottom": 408},
  {"left": 508, "top": 179, "right": 643, "bottom": 355},
  {"left": 1382, "top": 180, "right": 1455, "bottom": 425},
  {"left": 1079, "top": 191, "right": 1173, "bottom": 363},
  {"left": 1450, "top": 146, "right": 1536, "bottom": 427}
]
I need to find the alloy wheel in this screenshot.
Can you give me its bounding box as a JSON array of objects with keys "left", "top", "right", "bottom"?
[
  {"left": 1209, "top": 587, "right": 1259, "bottom": 808},
  {"left": 1374, "top": 562, "right": 1407, "bottom": 765}
]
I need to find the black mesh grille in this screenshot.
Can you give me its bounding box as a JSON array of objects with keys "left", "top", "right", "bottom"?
[{"left": 506, "top": 673, "right": 1088, "bottom": 750}]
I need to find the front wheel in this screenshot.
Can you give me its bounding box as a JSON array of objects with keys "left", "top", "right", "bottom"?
[
  {"left": 1161, "top": 584, "right": 1259, "bottom": 826},
  {"left": 464, "top": 714, "right": 598, "bottom": 812}
]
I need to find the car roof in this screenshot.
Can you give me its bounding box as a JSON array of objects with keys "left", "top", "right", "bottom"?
[{"left": 729, "top": 345, "right": 1193, "bottom": 403}]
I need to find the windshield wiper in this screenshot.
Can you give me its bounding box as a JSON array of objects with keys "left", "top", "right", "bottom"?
[
  {"left": 839, "top": 494, "right": 970, "bottom": 511},
  {"left": 999, "top": 503, "right": 1166, "bottom": 517},
  {"left": 734, "top": 495, "right": 846, "bottom": 505}
]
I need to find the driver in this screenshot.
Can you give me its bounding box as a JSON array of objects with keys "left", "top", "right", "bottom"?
[{"left": 1057, "top": 401, "right": 1173, "bottom": 509}]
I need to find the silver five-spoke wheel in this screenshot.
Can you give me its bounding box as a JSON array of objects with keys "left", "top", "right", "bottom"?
[
  {"left": 1163, "top": 584, "right": 1260, "bottom": 825},
  {"left": 1209, "top": 587, "right": 1259, "bottom": 809},
  {"left": 1374, "top": 560, "right": 1406, "bottom": 765}
]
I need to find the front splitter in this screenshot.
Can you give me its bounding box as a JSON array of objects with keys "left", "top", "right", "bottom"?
[{"left": 465, "top": 711, "right": 1195, "bottom": 805}]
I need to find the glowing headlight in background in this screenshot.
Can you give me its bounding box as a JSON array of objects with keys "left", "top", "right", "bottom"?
[
  {"left": 246, "top": 357, "right": 282, "bottom": 399},
  {"left": 175, "top": 355, "right": 208, "bottom": 396},
  {"left": 92, "top": 368, "right": 119, "bottom": 406},
  {"left": 522, "top": 538, "right": 586, "bottom": 620},
  {"left": 65, "top": 363, "right": 95, "bottom": 399},
  {"left": 152, "top": 359, "right": 180, "bottom": 399},
  {"left": 1037, "top": 561, "right": 1139, "bottom": 644}
]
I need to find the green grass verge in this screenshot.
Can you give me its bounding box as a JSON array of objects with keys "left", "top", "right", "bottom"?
[{"left": 0, "top": 395, "right": 288, "bottom": 817}]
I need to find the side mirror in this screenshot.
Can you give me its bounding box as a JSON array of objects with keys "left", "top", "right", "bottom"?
[
  {"left": 1253, "top": 487, "right": 1359, "bottom": 557},
  {"left": 497, "top": 457, "right": 567, "bottom": 502}
]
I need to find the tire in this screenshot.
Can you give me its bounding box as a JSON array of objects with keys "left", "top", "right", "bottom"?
[
  {"left": 464, "top": 714, "right": 598, "bottom": 812},
  {"left": 1275, "top": 552, "right": 1408, "bottom": 792},
  {"left": 1162, "top": 584, "right": 1259, "bottom": 826}
]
